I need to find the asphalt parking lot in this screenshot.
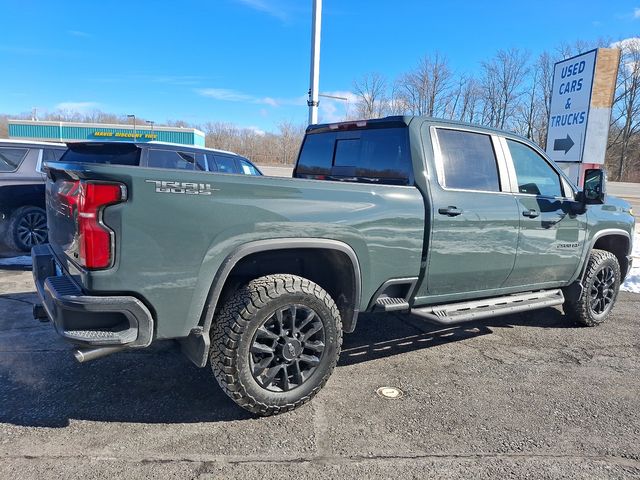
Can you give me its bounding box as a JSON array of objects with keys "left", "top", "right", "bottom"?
[{"left": 1, "top": 259, "right": 639, "bottom": 478}]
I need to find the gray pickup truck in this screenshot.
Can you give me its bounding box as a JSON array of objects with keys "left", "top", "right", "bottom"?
[{"left": 32, "top": 116, "right": 635, "bottom": 416}]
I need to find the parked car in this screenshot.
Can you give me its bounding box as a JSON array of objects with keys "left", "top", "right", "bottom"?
[
  {"left": 32, "top": 117, "right": 634, "bottom": 416},
  {"left": 59, "top": 141, "right": 263, "bottom": 175},
  {"left": 0, "top": 139, "right": 66, "bottom": 252}
]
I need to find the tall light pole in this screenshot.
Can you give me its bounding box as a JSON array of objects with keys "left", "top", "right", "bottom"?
[
  {"left": 127, "top": 114, "right": 136, "bottom": 140},
  {"left": 146, "top": 120, "right": 155, "bottom": 139},
  {"left": 307, "top": 0, "right": 322, "bottom": 125}
]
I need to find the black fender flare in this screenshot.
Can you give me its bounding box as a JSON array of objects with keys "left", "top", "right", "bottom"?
[{"left": 181, "top": 238, "right": 362, "bottom": 367}]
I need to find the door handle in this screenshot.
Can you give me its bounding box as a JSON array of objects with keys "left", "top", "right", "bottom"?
[
  {"left": 438, "top": 206, "right": 463, "bottom": 217},
  {"left": 522, "top": 209, "right": 539, "bottom": 218}
]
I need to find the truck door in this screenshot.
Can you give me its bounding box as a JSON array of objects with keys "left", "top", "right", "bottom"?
[
  {"left": 500, "top": 138, "right": 587, "bottom": 287},
  {"left": 415, "top": 127, "right": 520, "bottom": 302}
]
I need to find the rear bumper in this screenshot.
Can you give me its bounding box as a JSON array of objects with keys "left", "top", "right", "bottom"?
[{"left": 32, "top": 244, "right": 153, "bottom": 348}]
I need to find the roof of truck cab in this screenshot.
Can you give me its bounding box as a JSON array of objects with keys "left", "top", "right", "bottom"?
[{"left": 306, "top": 115, "right": 534, "bottom": 144}]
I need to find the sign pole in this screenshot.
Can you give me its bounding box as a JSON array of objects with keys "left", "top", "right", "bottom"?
[{"left": 308, "top": 0, "right": 322, "bottom": 125}]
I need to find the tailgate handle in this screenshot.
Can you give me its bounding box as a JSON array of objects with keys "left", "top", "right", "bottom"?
[
  {"left": 438, "top": 206, "right": 463, "bottom": 217},
  {"left": 522, "top": 209, "right": 540, "bottom": 218}
]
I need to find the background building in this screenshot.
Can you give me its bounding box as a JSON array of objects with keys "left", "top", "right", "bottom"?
[{"left": 8, "top": 119, "right": 205, "bottom": 146}]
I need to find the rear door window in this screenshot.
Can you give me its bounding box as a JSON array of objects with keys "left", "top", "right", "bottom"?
[
  {"left": 507, "top": 139, "right": 562, "bottom": 197},
  {"left": 436, "top": 129, "right": 500, "bottom": 192},
  {"left": 0, "top": 147, "right": 28, "bottom": 172},
  {"left": 148, "top": 150, "right": 196, "bottom": 170},
  {"left": 214, "top": 156, "right": 240, "bottom": 174}
]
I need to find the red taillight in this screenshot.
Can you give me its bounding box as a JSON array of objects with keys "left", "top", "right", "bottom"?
[{"left": 77, "top": 182, "right": 126, "bottom": 269}]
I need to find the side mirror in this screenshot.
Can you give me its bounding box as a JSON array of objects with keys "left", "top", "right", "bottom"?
[{"left": 581, "top": 168, "right": 606, "bottom": 204}]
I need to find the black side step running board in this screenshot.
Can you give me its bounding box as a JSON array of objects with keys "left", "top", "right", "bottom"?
[{"left": 411, "top": 289, "right": 565, "bottom": 325}]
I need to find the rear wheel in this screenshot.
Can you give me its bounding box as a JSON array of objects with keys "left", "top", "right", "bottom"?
[
  {"left": 210, "top": 274, "right": 342, "bottom": 416},
  {"left": 7, "top": 206, "right": 48, "bottom": 252},
  {"left": 564, "top": 249, "right": 621, "bottom": 327}
]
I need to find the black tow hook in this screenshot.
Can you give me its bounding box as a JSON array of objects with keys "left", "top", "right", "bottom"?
[{"left": 32, "top": 304, "right": 49, "bottom": 322}]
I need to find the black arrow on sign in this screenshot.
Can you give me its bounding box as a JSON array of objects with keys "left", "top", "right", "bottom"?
[{"left": 553, "top": 134, "right": 574, "bottom": 154}]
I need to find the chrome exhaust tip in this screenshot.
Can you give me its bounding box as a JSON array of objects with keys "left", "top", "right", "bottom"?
[{"left": 73, "top": 346, "right": 126, "bottom": 363}]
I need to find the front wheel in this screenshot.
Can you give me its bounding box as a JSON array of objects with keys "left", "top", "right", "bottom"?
[
  {"left": 210, "top": 274, "right": 343, "bottom": 416},
  {"left": 564, "top": 249, "right": 621, "bottom": 327}
]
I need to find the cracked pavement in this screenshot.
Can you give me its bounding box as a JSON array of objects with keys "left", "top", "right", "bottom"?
[{"left": 1, "top": 262, "right": 639, "bottom": 479}]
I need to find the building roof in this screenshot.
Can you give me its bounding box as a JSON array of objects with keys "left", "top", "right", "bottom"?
[
  {"left": 0, "top": 138, "right": 66, "bottom": 148},
  {"left": 8, "top": 119, "right": 205, "bottom": 137}
]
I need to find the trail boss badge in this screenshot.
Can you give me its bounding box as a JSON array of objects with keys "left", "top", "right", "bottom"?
[{"left": 145, "top": 180, "right": 218, "bottom": 195}]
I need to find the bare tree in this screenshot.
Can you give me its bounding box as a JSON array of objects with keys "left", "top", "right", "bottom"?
[
  {"left": 277, "top": 120, "right": 306, "bottom": 165},
  {"left": 608, "top": 38, "right": 640, "bottom": 180},
  {"left": 446, "top": 74, "right": 481, "bottom": 123},
  {"left": 353, "top": 72, "right": 388, "bottom": 119},
  {"left": 534, "top": 51, "right": 555, "bottom": 145},
  {"left": 397, "top": 53, "right": 452, "bottom": 117},
  {"left": 387, "top": 82, "right": 409, "bottom": 115},
  {"left": 556, "top": 38, "right": 610, "bottom": 60},
  {"left": 480, "top": 48, "right": 530, "bottom": 129},
  {"left": 514, "top": 66, "right": 540, "bottom": 139}
]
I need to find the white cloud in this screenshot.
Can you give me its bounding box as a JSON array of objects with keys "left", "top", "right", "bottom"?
[
  {"left": 94, "top": 74, "right": 204, "bottom": 86},
  {"left": 611, "top": 37, "right": 640, "bottom": 52},
  {"left": 196, "top": 87, "right": 306, "bottom": 108},
  {"left": 611, "top": 38, "right": 640, "bottom": 75},
  {"left": 55, "top": 101, "right": 100, "bottom": 112},
  {"left": 195, "top": 88, "right": 253, "bottom": 101},
  {"left": 258, "top": 95, "right": 307, "bottom": 107},
  {"left": 634, "top": 7, "right": 640, "bottom": 18},
  {"left": 235, "top": 0, "right": 289, "bottom": 21},
  {"left": 261, "top": 97, "right": 279, "bottom": 107},
  {"left": 244, "top": 125, "right": 266, "bottom": 136},
  {"left": 318, "top": 90, "right": 358, "bottom": 123}
]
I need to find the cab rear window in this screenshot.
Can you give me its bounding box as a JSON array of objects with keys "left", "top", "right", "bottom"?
[
  {"left": 60, "top": 143, "right": 141, "bottom": 166},
  {"left": 295, "top": 127, "right": 412, "bottom": 185}
]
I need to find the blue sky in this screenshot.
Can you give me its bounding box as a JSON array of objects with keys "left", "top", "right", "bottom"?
[{"left": 1, "top": 0, "right": 638, "bottom": 133}]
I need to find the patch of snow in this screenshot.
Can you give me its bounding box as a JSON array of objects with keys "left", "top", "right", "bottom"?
[
  {"left": 621, "top": 231, "right": 640, "bottom": 293},
  {"left": 0, "top": 256, "right": 32, "bottom": 267}
]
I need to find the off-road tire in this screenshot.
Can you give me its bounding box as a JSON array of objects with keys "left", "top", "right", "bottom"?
[
  {"left": 6, "top": 206, "right": 48, "bottom": 252},
  {"left": 564, "top": 249, "right": 621, "bottom": 327},
  {"left": 210, "top": 274, "right": 343, "bottom": 416}
]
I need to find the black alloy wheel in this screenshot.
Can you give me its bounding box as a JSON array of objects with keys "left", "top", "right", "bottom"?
[
  {"left": 563, "top": 248, "right": 621, "bottom": 327},
  {"left": 250, "top": 304, "right": 326, "bottom": 392},
  {"left": 589, "top": 265, "right": 616, "bottom": 315},
  {"left": 210, "top": 274, "right": 342, "bottom": 416}
]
